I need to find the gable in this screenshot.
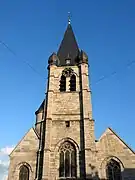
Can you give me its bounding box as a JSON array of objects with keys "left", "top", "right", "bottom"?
[
  {"left": 98, "top": 127, "right": 135, "bottom": 156},
  {"left": 10, "top": 128, "right": 39, "bottom": 157}
]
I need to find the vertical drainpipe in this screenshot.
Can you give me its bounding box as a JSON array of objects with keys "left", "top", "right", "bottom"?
[
  {"left": 35, "top": 65, "right": 50, "bottom": 180},
  {"left": 78, "top": 63, "right": 86, "bottom": 179}
]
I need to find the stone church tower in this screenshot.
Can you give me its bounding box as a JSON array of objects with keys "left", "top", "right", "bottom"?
[{"left": 8, "top": 22, "right": 135, "bottom": 180}]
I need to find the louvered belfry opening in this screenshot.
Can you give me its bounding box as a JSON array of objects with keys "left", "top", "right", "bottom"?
[
  {"left": 59, "top": 141, "right": 77, "bottom": 178},
  {"left": 106, "top": 159, "right": 122, "bottom": 180},
  {"left": 60, "top": 75, "right": 66, "bottom": 92},
  {"left": 19, "top": 165, "right": 29, "bottom": 180},
  {"left": 70, "top": 74, "right": 76, "bottom": 91}
]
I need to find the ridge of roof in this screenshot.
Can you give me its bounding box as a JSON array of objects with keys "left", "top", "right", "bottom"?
[
  {"left": 99, "top": 127, "right": 135, "bottom": 155},
  {"left": 108, "top": 127, "right": 135, "bottom": 155},
  {"left": 9, "top": 128, "right": 39, "bottom": 157}
]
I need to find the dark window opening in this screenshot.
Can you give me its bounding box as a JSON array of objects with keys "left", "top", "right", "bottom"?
[
  {"left": 59, "top": 151, "right": 64, "bottom": 177},
  {"left": 70, "top": 74, "right": 76, "bottom": 91},
  {"left": 65, "top": 121, "right": 70, "bottom": 127},
  {"left": 106, "top": 159, "right": 122, "bottom": 180},
  {"left": 60, "top": 75, "right": 66, "bottom": 92},
  {"left": 19, "top": 165, "right": 29, "bottom": 180},
  {"left": 59, "top": 141, "right": 77, "bottom": 178}
]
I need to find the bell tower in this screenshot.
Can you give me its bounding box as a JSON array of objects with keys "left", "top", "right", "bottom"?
[{"left": 35, "top": 21, "right": 95, "bottom": 180}]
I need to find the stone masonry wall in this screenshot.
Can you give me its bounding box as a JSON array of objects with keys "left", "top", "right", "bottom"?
[
  {"left": 96, "top": 128, "right": 135, "bottom": 180},
  {"left": 8, "top": 62, "right": 135, "bottom": 180},
  {"left": 41, "top": 64, "right": 94, "bottom": 180},
  {"left": 8, "top": 128, "right": 39, "bottom": 180}
]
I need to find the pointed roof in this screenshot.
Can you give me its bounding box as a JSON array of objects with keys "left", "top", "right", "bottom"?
[
  {"left": 57, "top": 24, "right": 79, "bottom": 66},
  {"left": 99, "top": 127, "right": 135, "bottom": 154},
  {"left": 35, "top": 99, "right": 45, "bottom": 115},
  {"left": 9, "top": 128, "right": 39, "bottom": 157}
]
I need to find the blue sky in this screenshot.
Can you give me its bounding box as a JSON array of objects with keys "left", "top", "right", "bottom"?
[{"left": 0, "top": 0, "right": 135, "bottom": 178}]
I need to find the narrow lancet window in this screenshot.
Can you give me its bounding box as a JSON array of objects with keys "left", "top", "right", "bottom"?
[
  {"left": 19, "top": 165, "right": 29, "bottom": 180},
  {"left": 70, "top": 74, "right": 76, "bottom": 91},
  {"left": 59, "top": 151, "right": 64, "bottom": 177},
  {"left": 106, "top": 159, "right": 122, "bottom": 180},
  {"left": 59, "top": 141, "right": 77, "bottom": 178},
  {"left": 60, "top": 75, "right": 66, "bottom": 92}
]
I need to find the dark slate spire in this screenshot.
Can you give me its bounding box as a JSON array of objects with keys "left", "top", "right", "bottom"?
[{"left": 57, "top": 23, "right": 79, "bottom": 66}]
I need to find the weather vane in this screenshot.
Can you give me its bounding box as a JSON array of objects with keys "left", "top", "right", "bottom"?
[{"left": 68, "top": 12, "right": 71, "bottom": 24}]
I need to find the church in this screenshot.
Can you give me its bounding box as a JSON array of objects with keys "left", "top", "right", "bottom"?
[{"left": 8, "top": 21, "right": 135, "bottom": 180}]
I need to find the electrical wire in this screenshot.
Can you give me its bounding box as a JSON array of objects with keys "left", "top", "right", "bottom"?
[
  {"left": 0, "top": 40, "right": 45, "bottom": 80},
  {"left": 1, "top": 40, "right": 135, "bottom": 86},
  {"left": 94, "top": 60, "right": 135, "bottom": 85}
]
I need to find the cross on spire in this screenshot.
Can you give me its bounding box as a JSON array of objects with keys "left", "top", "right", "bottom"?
[
  {"left": 68, "top": 12, "right": 71, "bottom": 24},
  {"left": 57, "top": 16, "right": 79, "bottom": 66}
]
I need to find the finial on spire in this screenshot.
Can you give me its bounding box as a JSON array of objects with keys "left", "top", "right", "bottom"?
[{"left": 68, "top": 12, "right": 71, "bottom": 24}]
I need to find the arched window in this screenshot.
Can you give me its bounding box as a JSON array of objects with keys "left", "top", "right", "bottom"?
[
  {"left": 59, "top": 141, "right": 77, "bottom": 178},
  {"left": 70, "top": 74, "right": 76, "bottom": 91},
  {"left": 106, "top": 159, "right": 122, "bottom": 180},
  {"left": 60, "top": 75, "right": 66, "bottom": 92},
  {"left": 19, "top": 165, "right": 29, "bottom": 180}
]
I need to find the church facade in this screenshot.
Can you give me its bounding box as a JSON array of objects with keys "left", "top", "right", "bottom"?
[{"left": 8, "top": 22, "right": 135, "bottom": 180}]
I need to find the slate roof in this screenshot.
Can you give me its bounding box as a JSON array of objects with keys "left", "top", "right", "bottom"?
[
  {"left": 35, "top": 99, "right": 45, "bottom": 115},
  {"left": 57, "top": 24, "right": 79, "bottom": 66}
]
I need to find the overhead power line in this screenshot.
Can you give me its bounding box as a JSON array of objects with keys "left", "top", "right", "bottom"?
[
  {"left": 0, "top": 40, "right": 45, "bottom": 80},
  {"left": 1, "top": 40, "right": 135, "bottom": 86},
  {"left": 94, "top": 60, "right": 135, "bottom": 85}
]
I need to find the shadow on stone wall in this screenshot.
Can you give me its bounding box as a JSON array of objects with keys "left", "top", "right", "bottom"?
[
  {"left": 84, "top": 167, "right": 135, "bottom": 180},
  {"left": 79, "top": 65, "right": 86, "bottom": 179}
]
